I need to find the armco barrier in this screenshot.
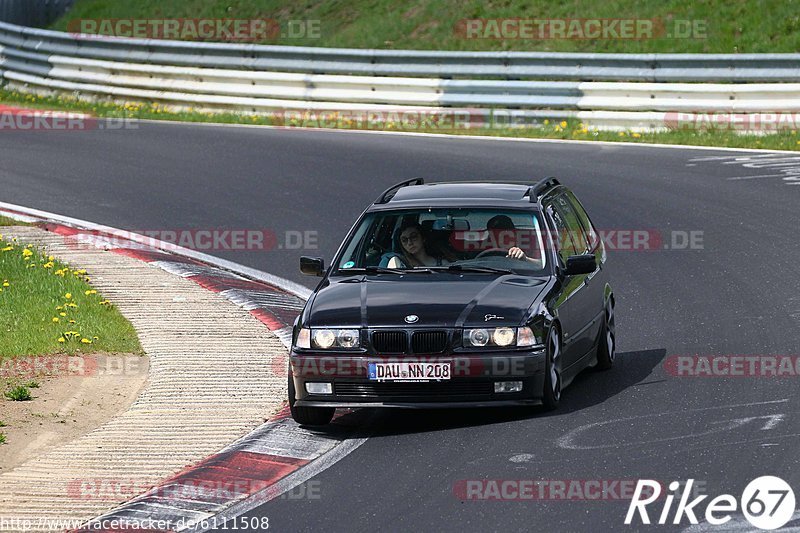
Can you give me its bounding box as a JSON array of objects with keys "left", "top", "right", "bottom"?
[{"left": 2, "top": 20, "right": 800, "bottom": 131}]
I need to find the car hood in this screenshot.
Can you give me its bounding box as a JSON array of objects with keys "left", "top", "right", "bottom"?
[{"left": 306, "top": 275, "right": 547, "bottom": 328}]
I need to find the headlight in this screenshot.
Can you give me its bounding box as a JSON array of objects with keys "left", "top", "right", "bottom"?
[
  {"left": 313, "top": 329, "right": 336, "bottom": 349},
  {"left": 296, "top": 328, "right": 361, "bottom": 349},
  {"left": 468, "top": 328, "right": 490, "bottom": 347},
  {"left": 463, "top": 327, "right": 543, "bottom": 348},
  {"left": 337, "top": 329, "right": 359, "bottom": 348},
  {"left": 492, "top": 327, "right": 516, "bottom": 347}
]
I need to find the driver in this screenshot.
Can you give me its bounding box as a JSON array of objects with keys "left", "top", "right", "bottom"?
[{"left": 485, "top": 215, "right": 538, "bottom": 263}]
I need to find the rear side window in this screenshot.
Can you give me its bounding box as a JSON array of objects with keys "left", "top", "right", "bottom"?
[
  {"left": 552, "top": 194, "right": 590, "bottom": 255},
  {"left": 546, "top": 204, "right": 580, "bottom": 265},
  {"left": 563, "top": 191, "right": 599, "bottom": 251}
]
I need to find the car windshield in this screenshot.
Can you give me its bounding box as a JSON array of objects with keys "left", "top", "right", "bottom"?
[{"left": 334, "top": 208, "right": 549, "bottom": 276}]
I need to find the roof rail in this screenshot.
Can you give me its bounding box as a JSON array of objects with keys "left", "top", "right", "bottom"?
[
  {"left": 375, "top": 177, "right": 425, "bottom": 204},
  {"left": 528, "top": 177, "right": 561, "bottom": 202}
]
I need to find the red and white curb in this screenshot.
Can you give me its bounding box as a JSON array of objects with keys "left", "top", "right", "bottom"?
[{"left": 0, "top": 202, "right": 368, "bottom": 532}]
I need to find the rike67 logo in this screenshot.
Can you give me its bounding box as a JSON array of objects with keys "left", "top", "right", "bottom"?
[{"left": 626, "top": 477, "right": 795, "bottom": 530}]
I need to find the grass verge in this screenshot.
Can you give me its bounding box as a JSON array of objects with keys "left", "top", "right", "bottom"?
[
  {"left": 50, "top": 0, "right": 800, "bottom": 53},
  {"left": 1, "top": 88, "right": 799, "bottom": 152},
  {"left": 0, "top": 216, "right": 30, "bottom": 226},
  {"left": 0, "top": 233, "right": 142, "bottom": 358}
]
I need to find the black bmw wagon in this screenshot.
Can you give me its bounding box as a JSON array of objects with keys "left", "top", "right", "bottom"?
[{"left": 288, "top": 178, "right": 615, "bottom": 425}]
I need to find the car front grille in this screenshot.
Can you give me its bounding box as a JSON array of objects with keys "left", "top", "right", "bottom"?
[
  {"left": 334, "top": 380, "right": 493, "bottom": 400},
  {"left": 411, "top": 330, "right": 448, "bottom": 354},
  {"left": 371, "top": 331, "right": 407, "bottom": 353}
]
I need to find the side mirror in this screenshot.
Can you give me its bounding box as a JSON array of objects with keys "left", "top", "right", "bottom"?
[
  {"left": 565, "top": 254, "right": 596, "bottom": 276},
  {"left": 300, "top": 256, "right": 325, "bottom": 276}
]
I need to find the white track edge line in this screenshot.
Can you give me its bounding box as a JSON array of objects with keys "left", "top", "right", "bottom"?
[
  {"left": 133, "top": 117, "right": 793, "bottom": 154},
  {"left": 0, "top": 201, "right": 312, "bottom": 300}
]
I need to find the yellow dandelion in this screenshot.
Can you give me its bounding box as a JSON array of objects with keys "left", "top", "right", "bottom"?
[
  {"left": 58, "top": 337, "right": 66, "bottom": 343},
  {"left": 84, "top": 290, "right": 97, "bottom": 296},
  {"left": 64, "top": 293, "right": 72, "bottom": 299},
  {"left": 81, "top": 338, "right": 92, "bottom": 344},
  {"left": 59, "top": 312, "right": 66, "bottom": 317},
  {"left": 52, "top": 317, "right": 60, "bottom": 323},
  {"left": 560, "top": 121, "right": 568, "bottom": 128}
]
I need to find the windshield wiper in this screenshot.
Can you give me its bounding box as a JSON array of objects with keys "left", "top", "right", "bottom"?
[
  {"left": 342, "top": 266, "right": 432, "bottom": 275},
  {"left": 428, "top": 265, "right": 514, "bottom": 275}
]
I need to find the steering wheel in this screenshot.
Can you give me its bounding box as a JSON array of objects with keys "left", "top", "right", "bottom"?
[{"left": 475, "top": 248, "right": 509, "bottom": 259}]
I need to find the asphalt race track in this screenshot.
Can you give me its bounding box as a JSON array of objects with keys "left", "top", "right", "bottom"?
[{"left": 2, "top": 122, "right": 799, "bottom": 531}]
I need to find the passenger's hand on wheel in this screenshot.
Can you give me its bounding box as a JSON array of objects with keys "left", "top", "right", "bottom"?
[{"left": 507, "top": 247, "right": 527, "bottom": 260}]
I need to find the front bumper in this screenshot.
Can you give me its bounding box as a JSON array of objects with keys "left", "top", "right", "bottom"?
[{"left": 290, "top": 350, "right": 546, "bottom": 408}]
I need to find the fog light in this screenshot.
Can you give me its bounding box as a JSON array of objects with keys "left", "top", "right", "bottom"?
[
  {"left": 305, "top": 382, "right": 333, "bottom": 395},
  {"left": 494, "top": 381, "right": 523, "bottom": 393}
]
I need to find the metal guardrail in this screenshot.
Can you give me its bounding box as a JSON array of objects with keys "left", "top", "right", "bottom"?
[
  {"left": 1, "top": 20, "right": 798, "bottom": 132},
  {"left": 3, "top": 21, "right": 800, "bottom": 82}
]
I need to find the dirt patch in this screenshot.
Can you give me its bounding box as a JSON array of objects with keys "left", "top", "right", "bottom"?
[{"left": 0, "top": 354, "right": 148, "bottom": 472}]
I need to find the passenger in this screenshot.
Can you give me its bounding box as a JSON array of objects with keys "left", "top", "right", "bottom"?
[{"left": 388, "top": 221, "right": 452, "bottom": 268}]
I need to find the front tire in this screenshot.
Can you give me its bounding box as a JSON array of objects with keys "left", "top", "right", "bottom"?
[
  {"left": 288, "top": 374, "right": 335, "bottom": 426},
  {"left": 542, "top": 325, "right": 562, "bottom": 410}
]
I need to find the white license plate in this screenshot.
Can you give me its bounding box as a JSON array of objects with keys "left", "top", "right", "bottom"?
[{"left": 368, "top": 361, "right": 451, "bottom": 381}]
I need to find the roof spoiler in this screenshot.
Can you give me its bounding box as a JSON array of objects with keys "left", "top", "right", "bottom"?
[
  {"left": 528, "top": 177, "right": 560, "bottom": 202},
  {"left": 375, "top": 178, "right": 425, "bottom": 204}
]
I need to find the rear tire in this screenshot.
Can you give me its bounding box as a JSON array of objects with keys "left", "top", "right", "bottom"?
[
  {"left": 596, "top": 299, "right": 616, "bottom": 371},
  {"left": 542, "top": 325, "right": 562, "bottom": 411},
  {"left": 288, "top": 374, "right": 335, "bottom": 426}
]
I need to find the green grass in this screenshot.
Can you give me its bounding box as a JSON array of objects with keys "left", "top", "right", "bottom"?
[
  {"left": 0, "top": 216, "right": 30, "bottom": 226},
  {"left": 4, "top": 385, "right": 32, "bottom": 401},
  {"left": 1, "top": 87, "right": 799, "bottom": 151},
  {"left": 0, "top": 236, "right": 142, "bottom": 358},
  {"left": 50, "top": 0, "right": 800, "bottom": 53},
  {"left": 0, "top": 433, "right": 5, "bottom": 444}
]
